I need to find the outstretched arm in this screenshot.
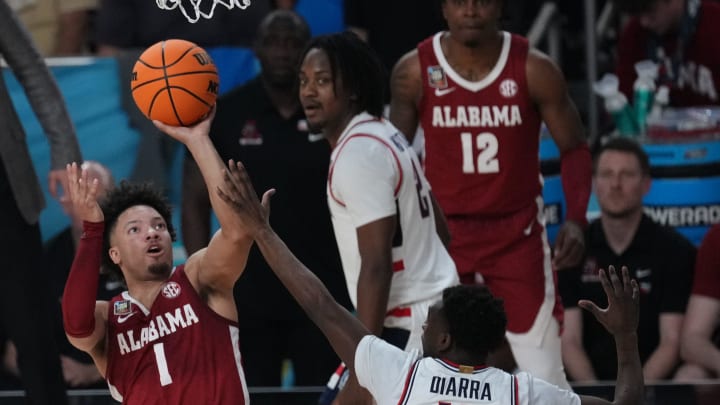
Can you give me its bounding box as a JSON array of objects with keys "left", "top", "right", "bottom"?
[
  {"left": 577, "top": 266, "right": 644, "bottom": 405},
  {"left": 216, "top": 161, "right": 369, "bottom": 371},
  {"left": 154, "top": 110, "right": 251, "bottom": 319}
]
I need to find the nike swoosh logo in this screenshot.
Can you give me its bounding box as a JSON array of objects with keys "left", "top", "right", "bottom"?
[
  {"left": 636, "top": 269, "right": 652, "bottom": 278},
  {"left": 435, "top": 87, "right": 456, "bottom": 97},
  {"left": 523, "top": 220, "right": 534, "bottom": 236},
  {"left": 308, "top": 133, "right": 324, "bottom": 143},
  {"left": 117, "top": 312, "right": 137, "bottom": 324}
]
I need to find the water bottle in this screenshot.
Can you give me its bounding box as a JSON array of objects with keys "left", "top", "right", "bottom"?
[
  {"left": 633, "top": 60, "right": 658, "bottom": 135},
  {"left": 593, "top": 74, "right": 639, "bottom": 137}
]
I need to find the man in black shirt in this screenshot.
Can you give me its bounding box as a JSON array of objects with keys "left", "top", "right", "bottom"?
[
  {"left": 181, "top": 10, "right": 352, "bottom": 387},
  {"left": 559, "top": 137, "right": 695, "bottom": 382}
]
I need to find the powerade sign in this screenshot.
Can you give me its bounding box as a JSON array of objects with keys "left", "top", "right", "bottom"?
[
  {"left": 643, "top": 176, "right": 720, "bottom": 245},
  {"left": 644, "top": 204, "right": 720, "bottom": 227}
]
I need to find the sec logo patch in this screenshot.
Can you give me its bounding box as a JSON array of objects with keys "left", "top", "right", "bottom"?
[{"left": 162, "top": 281, "right": 182, "bottom": 299}]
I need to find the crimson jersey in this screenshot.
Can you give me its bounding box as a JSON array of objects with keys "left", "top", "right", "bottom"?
[
  {"left": 418, "top": 32, "right": 543, "bottom": 217},
  {"left": 105, "top": 266, "right": 249, "bottom": 404},
  {"left": 692, "top": 224, "right": 720, "bottom": 300}
]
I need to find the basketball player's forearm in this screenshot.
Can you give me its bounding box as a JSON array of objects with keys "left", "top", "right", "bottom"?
[
  {"left": 253, "top": 227, "right": 366, "bottom": 366},
  {"left": 186, "top": 137, "right": 245, "bottom": 237},
  {"left": 612, "top": 332, "right": 644, "bottom": 405},
  {"left": 560, "top": 143, "right": 592, "bottom": 226},
  {"left": 63, "top": 221, "right": 103, "bottom": 337}
]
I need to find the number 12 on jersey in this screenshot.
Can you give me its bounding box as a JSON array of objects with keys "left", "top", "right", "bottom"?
[{"left": 461, "top": 132, "right": 499, "bottom": 174}]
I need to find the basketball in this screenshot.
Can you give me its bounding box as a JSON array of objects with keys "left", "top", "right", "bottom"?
[{"left": 131, "top": 39, "right": 219, "bottom": 126}]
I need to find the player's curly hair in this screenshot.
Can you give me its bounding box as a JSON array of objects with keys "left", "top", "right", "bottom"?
[
  {"left": 100, "top": 181, "right": 176, "bottom": 282},
  {"left": 300, "top": 31, "right": 386, "bottom": 118},
  {"left": 442, "top": 285, "right": 507, "bottom": 357}
]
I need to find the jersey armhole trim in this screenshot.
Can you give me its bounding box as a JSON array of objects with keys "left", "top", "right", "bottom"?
[{"left": 328, "top": 132, "right": 404, "bottom": 207}]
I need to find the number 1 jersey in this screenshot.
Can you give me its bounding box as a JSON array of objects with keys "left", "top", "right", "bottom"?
[
  {"left": 418, "top": 31, "right": 543, "bottom": 217},
  {"left": 105, "top": 265, "right": 249, "bottom": 404}
]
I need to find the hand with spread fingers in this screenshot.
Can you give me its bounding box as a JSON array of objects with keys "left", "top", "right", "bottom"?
[
  {"left": 65, "top": 162, "right": 103, "bottom": 223},
  {"left": 579, "top": 265, "right": 640, "bottom": 337},
  {"left": 216, "top": 159, "right": 275, "bottom": 237}
]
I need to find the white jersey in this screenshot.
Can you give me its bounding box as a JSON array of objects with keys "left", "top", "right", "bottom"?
[
  {"left": 355, "top": 336, "right": 581, "bottom": 405},
  {"left": 328, "top": 112, "right": 459, "bottom": 310}
]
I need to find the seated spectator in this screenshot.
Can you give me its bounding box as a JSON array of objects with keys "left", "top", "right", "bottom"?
[
  {"left": 613, "top": 0, "right": 720, "bottom": 107},
  {"left": 675, "top": 223, "right": 720, "bottom": 380},
  {"left": 559, "top": 137, "right": 696, "bottom": 382}
]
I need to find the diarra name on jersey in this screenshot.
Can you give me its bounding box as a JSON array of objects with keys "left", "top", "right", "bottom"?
[
  {"left": 432, "top": 105, "right": 522, "bottom": 128},
  {"left": 117, "top": 304, "right": 199, "bottom": 355},
  {"left": 429, "top": 375, "right": 493, "bottom": 401}
]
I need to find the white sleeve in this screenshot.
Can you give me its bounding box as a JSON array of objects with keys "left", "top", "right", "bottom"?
[
  {"left": 331, "top": 137, "right": 399, "bottom": 227},
  {"left": 516, "top": 372, "right": 581, "bottom": 405},
  {"left": 355, "top": 335, "right": 417, "bottom": 401}
]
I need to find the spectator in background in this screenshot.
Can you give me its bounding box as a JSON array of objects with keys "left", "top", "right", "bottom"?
[
  {"left": 8, "top": 0, "right": 97, "bottom": 56},
  {"left": 0, "top": 2, "right": 82, "bottom": 403},
  {"left": 182, "top": 10, "right": 352, "bottom": 387},
  {"left": 559, "top": 137, "right": 695, "bottom": 382},
  {"left": 675, "top": 223, "right": 720, "bottom": 380},
  {"left": 614, "top": 0, "right": 720, "bottom": 107}
]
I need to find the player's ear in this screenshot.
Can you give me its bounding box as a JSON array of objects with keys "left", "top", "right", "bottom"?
[
  {"left": 109, "top": 247, "right": 121, "bottom": 265},
  {"left": 438, "top": 331, "right": 452, "bottom": 352}
]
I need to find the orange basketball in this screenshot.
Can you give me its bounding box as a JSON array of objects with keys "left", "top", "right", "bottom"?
[{"left": 131, "top": 39, "right": 219, "bottom": 126}]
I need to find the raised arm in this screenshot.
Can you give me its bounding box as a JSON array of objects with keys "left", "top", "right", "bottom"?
[
  {"left": 389, "top": 50, "right": 423, "bottom": 143},
  {"left": 216, "top": 161, "right": 369, "bottom": 370},
  {"left": 527, "top": 49, "right": 591, "bottom": 270},
  {"left": 61, "top": 163, "right": 109, "bottom": 373},
  {"left": 577, "top": 266, "right": 644, "bottom": 405},
  {"left": 181, "top": 156, "right": 212, "bottom": 255},
  {"left": 154, "top": 110, "right": 251, "bottom": 319}
]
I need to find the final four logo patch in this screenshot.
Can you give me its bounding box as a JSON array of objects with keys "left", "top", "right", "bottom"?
[
  {"left": 113, "top": 300, "right": 132, "bottom": 315},
  {"left": 427, "top": 66, "right": 448, "bottom": 89}
]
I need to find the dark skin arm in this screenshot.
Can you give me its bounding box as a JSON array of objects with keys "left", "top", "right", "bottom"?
[
  {"left": 334, "top": 215, "right": 395, "bottom": 405},
  {"left": 526, "top": 50, "right": 588, "bottom": 270},
  {"left": 182, "top": 157, "right": 212, "bottom": 255},
  {"left": 389, "top": 50, "right": 423, "bottom": 143},
  {"left": 216, "top": 161, "right": 368, "bottom": 371},
  {"left": 578, "top": 266, "right": 644, "bottom": 405}
]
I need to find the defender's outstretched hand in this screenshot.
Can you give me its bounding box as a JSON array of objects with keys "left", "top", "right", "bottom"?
[
  {"left": 153, "top": 105, "right": 216, "bottom": 145},
  {"left": 216, "top": 159, "right": 275, "bottom": 237},
  {"left": 578, "top": 266, "right": 640, "bottom": 336},
  {"left": 65, "top": 162, "right": 103, "bottom": 223}
]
